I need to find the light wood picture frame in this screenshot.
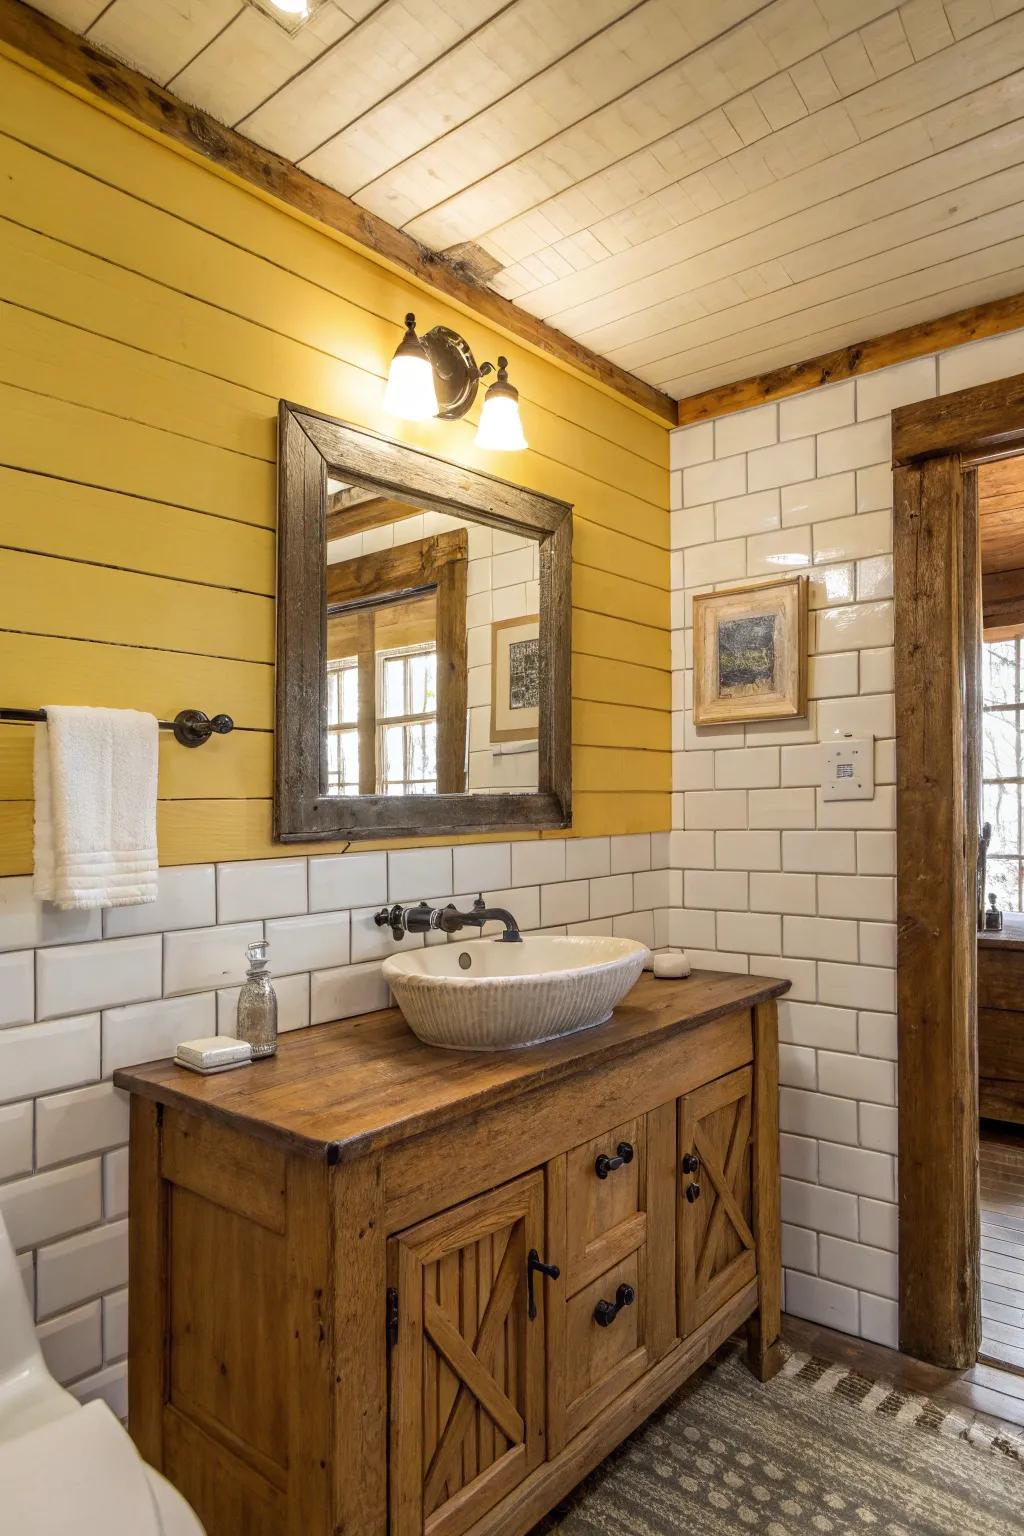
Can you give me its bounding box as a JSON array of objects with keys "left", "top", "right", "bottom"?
[
  {"left": 490, "top": 615, "right": 540, "bottom": 743},
  {"left": 692, "top": 575, "right": 808, "bottom": 726}
]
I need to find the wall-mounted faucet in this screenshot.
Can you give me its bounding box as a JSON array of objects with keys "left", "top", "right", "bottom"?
[{"left": 374, "top": 895, "right": 522, "bottom": 943}]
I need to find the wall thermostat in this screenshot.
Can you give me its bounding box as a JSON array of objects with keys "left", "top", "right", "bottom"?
[{"left": 821, "top": 736, "right": 874, "bottom": 801}]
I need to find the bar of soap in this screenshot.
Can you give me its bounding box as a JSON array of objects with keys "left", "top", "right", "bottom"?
[
  {"left": 176, "top": 1036, "right": 252, "bottom": 1074},
  {"left": 652, "top": 950, "right": 691, "bottom": 979}
]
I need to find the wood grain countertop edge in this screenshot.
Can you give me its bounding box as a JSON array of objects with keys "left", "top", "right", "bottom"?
[{"left": 113, "top": 971, "right": 789, "bottom": 1164}]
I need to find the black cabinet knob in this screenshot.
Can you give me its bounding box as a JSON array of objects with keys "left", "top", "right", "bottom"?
[
  {"left": 594, "top": 1283, "right": 636, "bottom": 1327},
  {"left": 595, "top": 1141, "right": 635, "bottom": 1179},
  {"left": 685, "top": 1182, "right": 701, "bottom": 1203},
  {"left": 682, "top": 1152, "right": 700, "bottom": 1174}
]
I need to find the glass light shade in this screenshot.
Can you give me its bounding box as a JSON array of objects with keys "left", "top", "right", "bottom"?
[
  {"left": 272, "top": 0, "right": 309, "bottom": 11},
  {"left": 382, "top": 352, "right": 438, "bottom": 421},
  {"left": 474, "top": 391, "right": 527, "bottom": 451}
]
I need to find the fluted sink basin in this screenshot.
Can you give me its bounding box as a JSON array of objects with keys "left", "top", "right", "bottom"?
[{"left": 382, "top": 935, "right": 649, "bottom": 1050}]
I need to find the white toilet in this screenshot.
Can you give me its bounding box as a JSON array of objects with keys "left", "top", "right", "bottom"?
[{"left": 0, "top": 1212, "right": 204, "bottom": 1534}]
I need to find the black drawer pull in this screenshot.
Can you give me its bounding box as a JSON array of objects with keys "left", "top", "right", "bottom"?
[
  {"left": 685, "top": 1182, "right": 701, "bottom": 1203},
  {"left": 595, "top": 1141, "right": 635, "bottom": 1179},
  {"left": 527, "top": 1248, "right": 560, "bottom": 1320},
  {"left": 594, "top": 1283, "right": 635, "bottom": 1327},
  {"left": 682, "top": 1152, "right": 700, "bottom": 1175}
]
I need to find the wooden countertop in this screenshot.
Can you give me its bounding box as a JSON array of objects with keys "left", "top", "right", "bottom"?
[
  {"left": 979, "top": 915, "right": 1024, "bottom": 950},
  {"left": 113, "top": 970, "right": 788, "bottom": 1164}
]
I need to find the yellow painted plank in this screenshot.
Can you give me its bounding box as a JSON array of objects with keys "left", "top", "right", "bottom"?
[
  {"left": 0, "top": 300, "right": 276, "bottom": 464},
  {"left": 573, "top": 518, "right": 668, "bottom": 589},
  {"left": 569, "top": 793, "right": 670, "bottom": 839},
  {"left": 0, "top": 793, "right": 670, "bottom": 875},
  {"left": 0, "top": 725, "right": 272, "bottom": 801},
  {"left": 573, "top": 654, "right": 671, "bottom": 712},
  {"left": 0, "top": 632, "right": 273, "bottom": 730},
  {"left": 0, "top": 158, "right": 667, "bottom": 522},
  {"left": 0, "top": 466, "right": 275, "bottom": 593},
  {"left": 0, "top": 383, "right": 275, "bottom": 524},
  {"left": 0, "top": 805, "right": 31, "bottom": 875},
  {"left": 0, "top": 549, "right": 274, "bottom": 662},
  {"left": 573, "top": 701, "right": 669, "bottom": 753},
  {"left": 573, "top": 747, "right": 671, "bottom": 794},
  {"left": 572, "top": 611, "right": 670, "bottom": 672},
  {"left": 0, "top": 64, "right": 668, "bottom": 465},
  {"left": 573, "top": 566, "right": 671, "bottom": 632}
]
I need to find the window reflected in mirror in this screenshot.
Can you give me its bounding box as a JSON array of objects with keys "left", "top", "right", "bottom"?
[{"left": 323, "top": 476, "right": 540, "bottom": 799}]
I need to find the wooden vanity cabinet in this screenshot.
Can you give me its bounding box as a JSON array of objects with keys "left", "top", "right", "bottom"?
[{"left": 115, "top": 971, "right": 787, "bottom": 1536}]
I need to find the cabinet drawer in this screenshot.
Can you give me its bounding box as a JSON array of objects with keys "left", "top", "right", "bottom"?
[
  {"left": 564, "top": 1114, "right": 646, "bottom": 1292},
  {"left": 557, "top": 1249, "right": 648, "bottom": 1448}
]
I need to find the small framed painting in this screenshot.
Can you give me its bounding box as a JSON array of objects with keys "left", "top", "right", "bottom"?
[
  {"left": 693, "top": 575, "right": 808, "bottom": 726},
  {"left": 491, "top": 615, "right": 540, "bottom": 742}
]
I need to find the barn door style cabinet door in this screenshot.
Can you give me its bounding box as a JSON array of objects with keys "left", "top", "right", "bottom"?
[{"left": 116, "top": 973, "right": 787, "bottom": 1536}]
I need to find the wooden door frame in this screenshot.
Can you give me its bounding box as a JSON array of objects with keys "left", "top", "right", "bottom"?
[{"left": 893, "top": 369, "right": 1024, "bottom": 1367}]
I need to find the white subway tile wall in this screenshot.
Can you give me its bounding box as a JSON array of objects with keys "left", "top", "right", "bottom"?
[
  {"left": 0, "top": 833, "right": 666, "bottom": 1414},
  {"left": 667, "top": 337, "right": 974, "bottom": 1344}
]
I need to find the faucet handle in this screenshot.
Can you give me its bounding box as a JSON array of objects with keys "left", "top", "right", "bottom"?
[
  {"left": 374, "top": 904, "right": 406, "bottom": 941},
  {"left": 472, "top": 894, "right": 486, "bottom": 914}
]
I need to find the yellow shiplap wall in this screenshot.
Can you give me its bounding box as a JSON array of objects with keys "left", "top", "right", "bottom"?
[{"left": 0, "top": 51, "right": 671, "bottom": 874}]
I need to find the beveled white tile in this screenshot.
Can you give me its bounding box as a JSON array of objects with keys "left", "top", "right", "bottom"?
[
  {"left": 748, "top": 436, "right": 815, "bottom": 491},
  {"left": 610, "top": 834, "right": 651, "bottom": 874},
  {"left": 683, "top": 453, "right": 745, "bottom": 506},
  {"left": 856, "top": 356, "right": 935, "bottom": 419},
  {"left": 103, "top": 1288, "right": 128, "bottom": 1362},
  {"left": 0, "top": 1101, "right": 32, "bottom": 1180},
  {"left": 510, "top": 840, "right": 565, "bottom": 887},
  {"left": 37, "top": 1220, "right": 128, "bottom": 1320},
  {"left": 588, "top": 874, "right": 634, "bottom": 920},
  {"left": 102, "top": 993, "right": 215, "bottom": 1076},
  {"left": 217, "top": 858, "right": 307, "bottom": 923},
  {"left": 0, "top": 1160, "right": 101, "bottom": 1251},
  {"left": 781, "top": 472, "right": 855, "bottom": 527},
  {"left": 816, "top": 417, "right": 890, "bottom": 475},
  {"left": 565, "top": 837, "right": 611, "bottom": 881},
  {"left": 350, "top": 907, "right": 424, "bottom": 965},
  {"left": 670, "top": 421, "right": 713, "bottom": 470},
  {"left": 779, "top": 382, "right": 854, "bottom": 440},
  {"left": 714, "top": 403, "right": 777, "bottom": 457},
  {"left": 0, "top": 950, "right": 33, "bottom": 1026},
  {"left": 0, "top": 877, "right": 101, "bottom": 953},
  {"left": 310, "top": 960, "right": 389, "bottom": 1025},
  {"left": 37, "top": 937, "right": 161, "bottom": 1021},
  {"left": 36, "top": 1082, "right": 129, "bottom": 1168},
  {"left": 38, "top": 1299, "right": 103, "bottom": 1386},
  {"left": 540, "top": 881, "right": 589, "bottom": 927},
  {"left": 104, "top": 865, "right": 215, "bottom": 938},
  {"left": 0, "top": 1014, "right": 100, "bottom": 1104},
  {"left": 163, "top": 921, "right": 261, "bottom": 996},
  {"left": 264, "top": 911, "right": 349, "bottom": 975},
  {"left": 388, "top": 847, "right": 452, "bottom": 901},
  {"left": 308, "top": 850, "right": 387, "bottom": 912},
  {"left": 452, "top": 843, "right": 511, "bottom": 897},
  {"left": 613, "top": 911, "right": 655, "bottom": 946}
]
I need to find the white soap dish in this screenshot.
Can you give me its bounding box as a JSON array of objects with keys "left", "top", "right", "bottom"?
[{"left": 175, "top": 1036, "right": 252, "bottom": 1074}]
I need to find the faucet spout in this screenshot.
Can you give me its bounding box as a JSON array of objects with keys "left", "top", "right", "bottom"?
[{"left": 374, "top": 896, "right": 522, "bottom": 943}]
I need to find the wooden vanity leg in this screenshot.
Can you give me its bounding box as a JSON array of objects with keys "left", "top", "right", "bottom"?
[
  {"left": 747, "top": 1001, "right": 785, "bottom": 1382},
  {"left": 330, "top": 1153, "right": 388, "bottom": 1535}
]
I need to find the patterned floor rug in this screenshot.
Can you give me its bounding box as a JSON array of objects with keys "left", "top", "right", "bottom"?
[{"left": 535, "top": 1343, "right": 1024, "bottom": 1535}]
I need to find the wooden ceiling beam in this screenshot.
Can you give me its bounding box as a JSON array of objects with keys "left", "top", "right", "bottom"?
[
  {"left": 0, "top": 0, "right": 676, "bottom": 426},
  {"left": 325, "top": 496, "right": 423, "bottom": 541},
  {"left": 676, "top": 293, "right": 1024, "bottom": 427}
]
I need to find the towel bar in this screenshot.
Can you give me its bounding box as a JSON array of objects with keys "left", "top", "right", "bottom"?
[{"left": 0, "top": 707, "right": 234, "bottom": 748}]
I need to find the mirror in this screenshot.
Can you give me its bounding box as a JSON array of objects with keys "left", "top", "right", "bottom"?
[
  {"left": 324, "top": 480, "right": 540, "bottom": 799},
  {"left": 276, "top": 404, "right": 572, "bottom": 842}
]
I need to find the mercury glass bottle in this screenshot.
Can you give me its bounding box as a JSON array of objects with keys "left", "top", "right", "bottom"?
[{"left": 237, "top": 939, "right": 278, "bottom": 1059}]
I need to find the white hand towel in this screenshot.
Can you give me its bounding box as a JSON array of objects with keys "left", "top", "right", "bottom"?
[{"left": 33, "top": 706, "right": 159, "bottom": 909}]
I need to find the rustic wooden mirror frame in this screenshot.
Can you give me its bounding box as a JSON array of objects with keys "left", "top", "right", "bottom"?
[
  {"left": 893, "top": 368, "right": 1024, "bottom": 1368},
  {"left": 275, "top": 402, "right": 572, "bottom": 842}
]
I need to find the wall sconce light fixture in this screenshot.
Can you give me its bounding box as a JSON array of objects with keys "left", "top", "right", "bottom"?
[{"left": 382, "top": 313, "right": 528, "bottom": 451}]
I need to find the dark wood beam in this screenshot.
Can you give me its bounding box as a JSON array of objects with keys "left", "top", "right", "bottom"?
[
  {"left": 677, "top": 294, "right": 1024, "bottom": 427},
  {"left": 892, "top": 369, "right": 1024, "bottom": 466},
  {"left": 983, "top": 565, "right": 1024, "bottom": 632},
  {"left": 325, "top": 495, "right": 423, "bottom": 542},
  {"left": 0, "top": 0, "right": 676, "bottom": 425}
]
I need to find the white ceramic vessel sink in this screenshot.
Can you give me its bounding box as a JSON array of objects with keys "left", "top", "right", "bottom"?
[{"left": 382, "top": 934, "right": 649, "bottom": 1050}]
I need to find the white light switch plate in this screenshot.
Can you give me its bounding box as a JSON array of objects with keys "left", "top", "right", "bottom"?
[{"left": 821, "top": 737, "right": 874, "bottom": 801}]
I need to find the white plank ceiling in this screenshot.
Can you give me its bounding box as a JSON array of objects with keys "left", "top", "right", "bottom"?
[{"left": 32, "top": 0, "right": 1024, "bottom": 400}]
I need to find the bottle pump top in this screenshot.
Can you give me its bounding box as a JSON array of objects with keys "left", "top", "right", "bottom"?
[{"left": 246, "top": 939, "right": 270, "bottom": 972}]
